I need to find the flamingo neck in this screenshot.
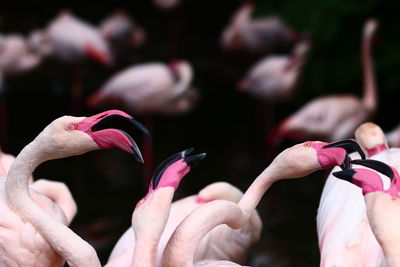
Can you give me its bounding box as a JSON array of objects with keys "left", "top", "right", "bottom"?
[
  {"left": 162, "top": 200, "right": 243, "bottom": 267},
  {"left": 5, "top": 141, "right": 101, "bottom": 267},
  {"left": 361, "top": 26, "right": 377, "bottom": 113},
  {"left": 238, "top": 167, "right": 276, "bottom": 220}
]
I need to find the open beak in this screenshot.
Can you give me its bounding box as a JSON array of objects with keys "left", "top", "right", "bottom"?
[
  {"left": 323, "top": 139, "right": 366, "bottom": 160},
  {"left": 77, "top": 109, "right": 150, "bottom": 163},
  {"left": 351, "top": 159, "right": 394, "bottom": 180},
  {"left": 151, "top": 148, "right": 206, "bottom": 190}
]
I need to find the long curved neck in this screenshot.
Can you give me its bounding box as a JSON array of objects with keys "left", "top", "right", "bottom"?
[
  {"left": 5, "top": 141, "right": 101, "bottom": 267},
  {"left": 238, "top": 166, "right": 277, "bottom": 221},
  {"left": 162, "top": 200, "right": 243, "bottom": 267},
  {"left": 169, "top": 64, "right": 192, "bottom": 99},
  {"left": 361, "top": 26, "right": 377, "bottom": 113}
]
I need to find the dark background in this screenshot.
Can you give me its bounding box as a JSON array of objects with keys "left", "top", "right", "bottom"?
[{"left": 1, "top": 0, "right": 400, "bottom": 266}]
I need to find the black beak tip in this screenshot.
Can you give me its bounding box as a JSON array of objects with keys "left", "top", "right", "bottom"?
[
  {"left": 131, "top": 145, "right": 144, "bottom": 163},
  {"left": 184, "top": 153, "right": 207, "bottom": 167},
  {"left": 332, "top": 169, "right": 355, "bottom": 182}
]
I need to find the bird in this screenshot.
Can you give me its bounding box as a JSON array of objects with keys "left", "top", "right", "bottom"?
[
  {"left": 0, "top": 34, "right": 42, "bottom": 76},
  {"left": 87, "top": 60, "right": 198, "bottom": 115},
  {"left": 105, "top": 148, "right": 206, "bottom": 267},
  {"left": 108, "top": 181, "right": 262, "bottom": 266},
  {"left": 272, "top": 19, "right": 378, "bottom": 144},
  {"left": 332, "top": 158, "right": 400, "bottom": 266},
  {"left": 238, "top": 39, "right": 310, "bottom": 101},
  {"left": 28, "top": 10, "right": 112, "bottom": 66},
  {"left": 221, "top": 3, "right": 299, "bottom": 54},
  {"left": 161, "top": 139, "right": 365, "bottom": 266},
  {"left": 4, "top": 109, "right": 149, "bottom": 267},
  {"left": 99, "top": 10, "right": 146, "bottom": 50},
  {"left": 317, "top": 122, "right": 390, "bottom": 266}
]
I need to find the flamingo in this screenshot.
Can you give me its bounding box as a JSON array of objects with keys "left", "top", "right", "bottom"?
[
  {"left": 161, "top": 139, "right": 365, "bottom": 266},
  {"left": 106, "top": 148, "right": 206, "bottom": 266},
  {"left": 332, "top": 159, "right": 400, "bottom": 266},
  {"left": 238, "top": 39, "right": 310, "bottom": 101},
  {"left": 272, "top": 19, "right": 378, "bottom": 144},
  {"left": 153, "top": 0, "right": 181, "bottom": 10},
  {"left": 108, "top": 181, "right": 262, "bottom": 267},
  {"left": 221, "top": 3, "right": 299, "bottom": 54},
  {"left": 0, "top": 34, "right": 42, "bottom": 76},
  {"left": 28, "top": 10, "right": 112, "bottom": 66},
  {"left": 87, "top": 60, "right": 198, "bottom": 115},
  {"left": 317, "top": 122, "right": 390, "bottom": 266},
  {"left": 4, "top": 109, "right": 149, "bottom": 267},
  {"left": 99, "top": 10, "right": 146, "bottom": 50}
]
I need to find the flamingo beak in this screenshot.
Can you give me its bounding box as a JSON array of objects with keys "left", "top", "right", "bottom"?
[
  {"left": 151, "top": 148, "right": 206, "bottom": 190},
  {"left": 350, "top": 159, "right": 394, "bottom": 180},
  {"left": 323, "top": 140, "right": 366, "bottom": 160},
  {"left": 77, "top": 109, "right": 150, "bottom": 163}
]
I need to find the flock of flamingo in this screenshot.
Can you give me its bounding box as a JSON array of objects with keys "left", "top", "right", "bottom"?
[{"left": 1, "top": 1, "right": 400, "bottom": 266}]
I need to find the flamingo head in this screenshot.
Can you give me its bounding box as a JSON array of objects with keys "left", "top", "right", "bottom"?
[
  {"left": 132, "top": 148, "right": 206, "bottom": 241},
  {"left": 35, "top": 109, "right": 150, "bottom": 163},
  {"left": 355, "top": 122, "right": 388, "bottom": 157},
  {"left": 268, "top": 139, "right": 365, "bottom": 180},
  {"left": 333, "top": 159, "right": 396, "bottom": 196}
]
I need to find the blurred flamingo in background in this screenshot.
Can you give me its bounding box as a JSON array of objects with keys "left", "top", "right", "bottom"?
[
  {"left": 272, "top": 19, "right": 378, "bottom": 144},
  {"left": 99, "top": 10, "right": 146, "bottom": 53},
  {"left": 4, "top": 110, "right": 148, "bottom": 267},
  {"left": 87, "top": 60, "right": 197, "bottom": 115},
  {"left": 317, "top": 122, "right": 389, "bottom": 266},
  {"left": 385, "top": 123, "right": 400, "bottom": 147},
  {"left": 238, "top": 39, "right": 311, "bottom": 101},
  {"left": 0, "top": 34, "right": 42, "bottom": 77},
  {"left": 161, "top": 139, "right": 364, "bottom": 266},
  {"left": 332, "top": 158, "right": 400, "bottom": 266},
  {"left": 106, "top": 148, "right": 206, "bottom": 266},
  {"left": 221, "top": 3, "right": 299, "bottom": 54},
  {"left": 28, "top": 10, "right": 112, "bottom": 66}
]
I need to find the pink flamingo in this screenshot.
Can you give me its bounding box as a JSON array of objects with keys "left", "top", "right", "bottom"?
[
  {"left": 0, "top": 34, "right": 42, "bottom": 76},
  {"left": 332, "top": 159, "right": 400, "bottom": 266},
  {"left": 272, "top": 19, "right": 378, "bottom": 144},
  {"left": 385, "top": 123, "right": 400, "bottom": 147},
  {"left": 4, "top": 109, "right": 149, "bottom": 266},
  {"left": 161, "top": 139, "right": 365, "bottom": 266},
  {"left": 221, "top": 3, "right": 299, "bottom": 54},
  {"left": 238, "top": 39, "right": 310, "bottom": 101},
  {"left": 106, "top": 148, "right": 206, "bottom": 266},
  {"left": 108, "top": 181, "right": 262, "bottom": 266},
  {"left": 317, "top": 122, "right": 390, "bottom": 266},
  {"left": 87, "top": 60, "right": 197, "bottom": 115},
  {"left": 29, "top": 10, "right": 112, "bottom": 66},
  {"left": 99, "top": 10, "right": 146, "bottom": 49}
]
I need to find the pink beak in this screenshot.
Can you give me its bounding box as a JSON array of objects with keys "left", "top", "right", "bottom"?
[{"left": 77, "top": 110, "right": 150, "bottom": 163}]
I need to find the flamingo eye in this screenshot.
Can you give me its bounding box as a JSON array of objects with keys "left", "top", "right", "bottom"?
[
  {"left": 67, "top": 123, "right": 77, "bottom": 131},
  {"left": 303, "top": 142, "right": 311, "bottom": 147}
]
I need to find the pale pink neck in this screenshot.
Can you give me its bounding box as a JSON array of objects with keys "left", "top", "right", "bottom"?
[
  {"left": 5, "top": 141, "right": 101, "bottom": 267},
  {"left": 132, "top": 239, "right": 158, "bottom": 267},
  {"left": 238, "top": 167, "right": 276, "bottom": 221},
  {"left": 361, "top": 26, "right": 377, "bottom": 113},
  {"left": 162, "top": 200, "right": 243, "bottom": 267}
]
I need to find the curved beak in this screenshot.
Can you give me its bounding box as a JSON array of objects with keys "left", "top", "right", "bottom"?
[
  {"left": 151, "top": 148, "right": 206, "bottom": 190},
  {"left": 77, "top": 109, "right": 150, "bottom": 163},
  {"left": 323, "top": 139, "right": 366, "bottom": 160},
  {"left": 351, "top": 159, "right": 394, "bottom": 180}
]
